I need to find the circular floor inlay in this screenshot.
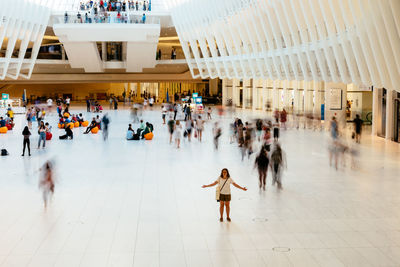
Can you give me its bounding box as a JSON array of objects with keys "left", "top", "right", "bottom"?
[
  {"left": 252, "top": 217, "right": 268, "bottom": 222},
  {"left": 272, "top": 247, "right": 290, "bottom": 252}
]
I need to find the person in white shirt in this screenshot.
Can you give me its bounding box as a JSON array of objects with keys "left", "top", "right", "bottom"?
[
  {"left": 196, "top": 115, "right": 204, "bottom": 142},
  {"left": 161, "top": 105, "right": 167, "bottom": 124},
  {"left": 47, "top": 98, "right": 53, "bottom": 113},
  {"left": 174, "top": 120, "right": 182, "bottom": 149},
  {"left": 149, "top": 97, "right": 154, "bottom": 108},
  {"left": 65, "top": 97, "right": 71, "bottom": 107},
  {"left": 202, "top": 168, "right": 247, "bottom": 222}
]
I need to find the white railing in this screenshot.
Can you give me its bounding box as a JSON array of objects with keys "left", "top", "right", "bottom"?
[{"left": 53, "top": 12, "right": 160, "bottom": 25}]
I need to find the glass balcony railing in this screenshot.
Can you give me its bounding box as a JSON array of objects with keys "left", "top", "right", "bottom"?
[{"left": 53, "top": 12, "right": 160, "bottom": 25}]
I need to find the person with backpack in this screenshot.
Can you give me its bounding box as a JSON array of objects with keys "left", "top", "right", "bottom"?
[{"left": 202, "top": 168, "right": 247, "bottom": 222}]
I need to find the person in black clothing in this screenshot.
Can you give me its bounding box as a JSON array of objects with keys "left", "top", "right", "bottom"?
[
  {"left": 270, "top": 143, "right": 285, "bottom": 189},
  {"left": 59, "top": 125, "right": 73, "bottom": 139},
  {"left": 22, "top": 126, "right": 31, "bottom": 156},
  {"left": 173, "top": 103, "right": 177, "bottom": 120},
  {"left": 255, "top": 146, "right": 269, "bottom": 190},
  {"left": 186, "top": 105, "right": 192, "bottom": 121},
  {"left": 113, "top": 97, "right": 118, "bottom": 110},
  {"left": 102, "top": 114, "right": 110, "bottom": 141},
  {"left": 353, "top": 114, "right": 363, "bottom": 143},
  {"left": 86, "top": 99, "right": 90, "bottom": 112},
  {"left": 84, "top": 118, "right": 97, "bottom": 134}
]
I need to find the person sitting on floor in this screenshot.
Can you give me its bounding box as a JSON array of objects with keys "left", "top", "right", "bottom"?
[
  {"left": 45, "top": 122, "right": 52, "bottom": 132},
  {"left": 71, "top": 114, "right": 78, "bottom": 122},
  {"left": 141, "top": 122, "right": 152, "bottom": 138},
  {"left": 95, "top": 115, "right": 101, "bottom": 129},
  {"left": 77, "top": 113, "right": 84, "bottom": 124},
  {"left": 83, "top": 118, "right": 97, "bottom": 134},
  {"left": 59, "top": 125, "right": 73, "bottom": 139},
  {"left": 136, "top": 120, "right": 145, "bottom": 136},
  {"left": 0, "top": 117, "right": 6, "bottom": 127},
  {"left": 126, "top": 124, "right": 135, "bottom": 140},
  {"left": 5, "top": 117, "right": 14, "bottom": 129},
  {"left": 147, "top": 122, "right": 154, "bottom": 132}
]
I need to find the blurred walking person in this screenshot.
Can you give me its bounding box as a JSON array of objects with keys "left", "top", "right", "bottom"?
[
  {"left": 102, "top": 114, "right": 110, "bottom": 141},
  {"left": 255, "top": 146, "right": 269, "bottom": 190},
  {"left": 207, "top": 107, "right": 212, "bottom": 120},
  {"left": 280, "top": 108, "right": 287, "bottom": 130},
  {"left": 167, "top": 116, "right": 175, "bottom": 144},
  {"left": 185, "top": 119, "right": 193, "bottom": 142},
  {"left": 353, "top": 114, "right": 363, "bottom": 143},
  {"left": 242, "top": 122, "right": 254, "bottom": 160},
  {"left": 174, "top": 120, "right": 182, "bottom": 149},
  {"left": 237, "top": 120, "right": 244, "bottom": 147},
  {"left": 161, "top": 105, "right": 167, "bottom": 124},
  {"left": 213, "top": 122, "right": 222, "bottom": 150},
  {"left": 330, "top": 116, "right": 339, "bottom": 140},
  {"left": 202, "top": 168, "right": 247, "bottom": 222},
  {"left": 272, "top": 118, "right": 280, "bottom": 141},
  {"left": 256, "top": 119, "right": 263, "bottom": 142},
  {"left": 196, "top": 115, "right": 204, "bottom": 142},
  {"left": 39, "top": 161, "right": 55, "bottom": 209},
  {"left": 270, "top": 143, "right": 286, "bottom": 189},
  {"left": 173, "top": 103, "right": 178, "bottom": 120},
  {"left": 26, "top": 108, "right": 33, "bottom": 129}
]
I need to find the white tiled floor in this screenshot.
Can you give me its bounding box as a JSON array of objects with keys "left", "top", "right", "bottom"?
[{"left": 0, "top": 106, "right": 400, "bottom": 267}]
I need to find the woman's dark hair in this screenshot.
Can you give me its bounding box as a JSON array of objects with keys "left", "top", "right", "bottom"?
[
  {"left": 22, "top": 126, "right": 30, "bottom": 135},
  {"left": 258, "top": 146, "right": 266, "bottom": 157},
  {"left": 220, "top": 168, "right": 230, "bottom": 178}
]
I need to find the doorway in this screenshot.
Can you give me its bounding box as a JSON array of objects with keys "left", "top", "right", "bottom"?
[
  {"left": 394, "top": 97, "right": 400, "bottom": 142},
  {"left": 377, "top": 88, "right": 387, "bottom": 137}
]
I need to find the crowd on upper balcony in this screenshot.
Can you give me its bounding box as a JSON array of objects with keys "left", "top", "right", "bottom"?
[
  {"left": 64, "top": 0, "right": 152, "bottom": 24},
  {"left": 79, "top": 0, "right": 151, "bottom": 12}
]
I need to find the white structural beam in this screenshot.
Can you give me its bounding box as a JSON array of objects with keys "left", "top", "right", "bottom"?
[
  {"left": 169, "top": 0, "right": 400, "bottom": 93},
  {"left": 0, "top": 0, "right": 50, "bottom": 80}
]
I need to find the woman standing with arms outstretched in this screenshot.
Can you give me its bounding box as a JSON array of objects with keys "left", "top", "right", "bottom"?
[{"left": 202, "top": 168, "right": 247, "bottom": 222}]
